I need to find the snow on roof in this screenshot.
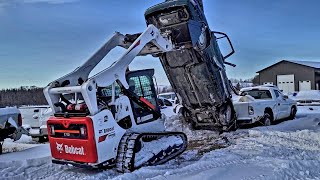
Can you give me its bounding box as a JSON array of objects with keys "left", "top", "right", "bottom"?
[
  {"left": 240, "top": 85, "right": 278, "bottom": 92},
  {"left": 287, "top": 60, "right": 320, "bottom": 69}
]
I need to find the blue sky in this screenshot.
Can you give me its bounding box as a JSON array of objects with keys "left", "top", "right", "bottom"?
[{"left": 0, "top": 0, "right": 320, "bottom": 89}]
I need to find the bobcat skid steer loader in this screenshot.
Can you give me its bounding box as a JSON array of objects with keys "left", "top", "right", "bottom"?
[{"left": 44, "top": 25, "right": 187, "bottom": 172}]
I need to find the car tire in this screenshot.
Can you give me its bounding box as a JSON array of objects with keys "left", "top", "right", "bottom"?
[
  {"left": 262, "top": 113, "right": 272, "bottom": 126},
  {"left": 38, "top": 136, "right": 47, "bottom": 143},
  {"left": 220, "top": 103, "right": 237, "bottom": 131},
  {"left": 289, "top": 106, "right": 297, "bottom": 120}
]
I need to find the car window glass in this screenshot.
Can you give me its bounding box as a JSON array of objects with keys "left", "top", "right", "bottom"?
[
  {"left": 273, "top": 90, "right": 280, "bottom": 98},
  {"left": 159, "top": 95, "right": 172, "bottom": 99},
  {"left": 158, "top": 99, "right": 164, "bottom": 106},
  {"left": 241, "top": 90, "right": 272, "bottom": 99},
  {"left": 164, "top": 99, "right": 172, "bottom": 106},
  {"left": 277, "top": 90, "right": 284, "bottom": 97}
]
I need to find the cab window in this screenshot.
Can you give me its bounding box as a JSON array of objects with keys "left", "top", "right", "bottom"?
[{"left": 241, "top": 90, "right": 272, "bottom": 99}]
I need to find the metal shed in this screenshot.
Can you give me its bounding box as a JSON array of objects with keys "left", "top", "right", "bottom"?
[{"left": 257, "top": 60, "right": 320, "bottom": 93}]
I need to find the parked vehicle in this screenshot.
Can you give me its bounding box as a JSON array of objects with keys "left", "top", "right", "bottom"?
[
  {"left": 233, "top": 86, "right": 297, "bottom": 126},
  {"left": 0, "top": 107, "right": 28, "bottom": 154},
  {"left": 289, "top": 90, "right": 320, "bottom": 106},
  {"left": 157, "top": 97, "right": 173, "bottom": 109},
  {"left": 158, "top": 92, "right": 178, "bottom": 104},
  {"left": 19, "top": 106, "right": 52, "bottom": 142}
]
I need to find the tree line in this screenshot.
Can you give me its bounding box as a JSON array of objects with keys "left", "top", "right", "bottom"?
[
  {"left": 0, "top": 86, "right": 47, "bottom": 107},
  {"left": 0, "top": 75, "right": 260, "bottom": 107}
]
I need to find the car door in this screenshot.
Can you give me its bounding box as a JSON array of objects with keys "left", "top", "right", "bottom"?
[
  {"left": 271, "top": 90, "right": 282, "bottom": 120},
  {"left": 275, "top": 90, "right": 290, "bottom": 119},
  {"left": 278, "top": 91, "right": 291, "bottom": 117}
]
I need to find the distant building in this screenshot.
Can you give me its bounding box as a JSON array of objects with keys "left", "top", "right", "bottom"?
[{"left": 257, "top": 60, "right": 320, "bottom": 93}]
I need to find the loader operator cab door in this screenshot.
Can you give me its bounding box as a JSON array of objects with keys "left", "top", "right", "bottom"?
[{"left": 126, "top": 69, "right": 160, "bottom": 124}]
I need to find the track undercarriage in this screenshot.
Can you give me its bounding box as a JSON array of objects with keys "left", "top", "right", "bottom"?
[{"left": 116, "top": 132, "right": 187, "bottom": 172}]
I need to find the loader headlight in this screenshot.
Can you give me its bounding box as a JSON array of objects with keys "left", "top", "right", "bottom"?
[{"left": 248, "top": 106, "right": 254, "bottom": 115}]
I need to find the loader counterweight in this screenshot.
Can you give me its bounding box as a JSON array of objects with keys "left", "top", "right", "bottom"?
[{"left": 47, "top": 117, "right": 98, "bottom": 164}]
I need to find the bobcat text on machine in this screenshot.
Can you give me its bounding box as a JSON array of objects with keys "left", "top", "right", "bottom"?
[{"left": 43, "top": 0, "right": 236, "bottom": 172}]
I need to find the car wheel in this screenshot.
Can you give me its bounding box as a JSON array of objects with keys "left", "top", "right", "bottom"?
[
  {"left": 38, "top": 136, "right": 47, "bottom": 143},
  {"left": 219, "top": 104, "right": 232, "bottom": 126},
  {"left": 220, "top": 104, "right": 237, "bottom": 131},
  {"left": 289, "top": 106, "right": 297, "bottom": 119},
  {"left": 262, "top": 113, "right": 272, "bottom": 126}
]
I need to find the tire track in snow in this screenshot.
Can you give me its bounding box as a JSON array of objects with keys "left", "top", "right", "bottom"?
[{"left": 149, "top": 155, "right": 246, "bottom": 180}]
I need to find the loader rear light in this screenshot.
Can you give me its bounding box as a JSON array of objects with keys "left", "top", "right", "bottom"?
[
  {"left": 18, "top": 113, "right": 22, "bottom": 127},
  {"left": 50, "top": 125, "right": 55, "bottom": 135},
  {"left": 80, "top": 126, "right": 87, "bottom": 137},
  {"left": 248, "top": 106, "right": 254, "bottom": 115}
]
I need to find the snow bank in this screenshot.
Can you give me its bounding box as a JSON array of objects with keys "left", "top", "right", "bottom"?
[
  {"left": 1, "top": 106, "right": 320, "bottom": 179},
  {"left": 2, "top": 135, "right": 39, "bottom": 154},
  {"left": 164, "top": 115, "right": 220, "bottom": 141},
  {"left": 114, "top": 127, "right": 320, "bottom": 180},
  {"left": 135, "top": 136, "right": 183, "bottom": 167},
  {"left": 290, "top": 90, "right": 320, "bottom": 100}
]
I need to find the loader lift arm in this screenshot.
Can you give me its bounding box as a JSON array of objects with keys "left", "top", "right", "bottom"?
[{"left": 44, "top": 25, "right": 174, "bottom": 116}]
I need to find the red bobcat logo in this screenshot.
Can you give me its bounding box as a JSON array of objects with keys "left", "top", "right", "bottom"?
[{"left": 56, "top": 142, "right": 63, "bottom": 154}]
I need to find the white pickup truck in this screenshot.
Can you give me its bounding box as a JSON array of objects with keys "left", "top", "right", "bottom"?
[
  {"left": 233, "top": 86, "right": 297, "bottom": 126},
  {"left": 19, "top": 106, "right": 52, "bottom": 142}
]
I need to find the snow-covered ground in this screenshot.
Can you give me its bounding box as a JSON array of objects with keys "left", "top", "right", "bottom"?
[{"left": 1, "top": 106, "right": 320, "bottom": 180}]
